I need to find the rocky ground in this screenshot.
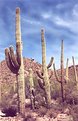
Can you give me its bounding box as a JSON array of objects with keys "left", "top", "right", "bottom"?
[
  {"left": 0, "top": 100, "right": 74, "bottom": 121},
  {"left": 0, "top": 58, "right": 77, "bottom": 121},
  {"left": 0, "top": 111, "right": 73, "bottom": 121}
]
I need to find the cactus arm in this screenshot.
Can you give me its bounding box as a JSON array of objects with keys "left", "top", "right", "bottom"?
[
  {"left": 64, "top": 58, "right": 69, "bottom": 82},
  {"left": 9, "top": 46, "right": 20, "bottom": 69},
  {"left": 53, "top": 63, "right": 61, "bottom": 83},
  {"left": 38, "top": 79, "right": 45, "bottom": 90},
  {"left": 72, "top": 56, "right": 78, "bottom": 82},
  {"left": 64, "top": 76, "right": 69, "bottom": 82},
  {"left": 5, "top": 48, "right": 18, "bottom": 73},
  {"left": 49, "top": 71, "right": 53, "bottom": 79},
  {"left": 66, "top": 58, "right": 69, "bottom": 79},
  {"left": 16, "top": 42, "right": 21, "bottom": 65},
  {"left": 36, "top": 71, "right": 44, "bottom": 79},
  {"left": 47, "top": 57, "right": 54, "bottom": 69}
]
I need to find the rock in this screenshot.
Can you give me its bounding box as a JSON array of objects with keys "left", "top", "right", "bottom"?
[
  {"left": 36, "top": 116, "right": 49, "bottom": 121},
  {"left": 56, "top": 113, "right": 73, "bottom": 121},
  {"left": 51, "top": 99, "right": 58, "bottom": 105},
  {"left": 25, "top": 99, "right": 31, "bottom": 107},
  {"left": 64, "top": 108, "right": 70, "bottom": 115},
  {"left": 0, "top": 110, "right": 5, "bottom": 116}
]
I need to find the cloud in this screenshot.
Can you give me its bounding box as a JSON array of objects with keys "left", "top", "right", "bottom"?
[{"left": 0, "top": 0, "right": 78, "bottom": 69}]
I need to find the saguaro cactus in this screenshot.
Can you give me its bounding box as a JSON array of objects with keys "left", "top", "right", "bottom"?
[
  {"left": 72, "top": 56, "right": 78, "bottom": 90},
  {"left": 0, "top": 77, "right": 1, "bottom": 108},
  {"left": 72, "top": 56, "right": 78, "bottom": 82},
  {"left": 53, "top": 40, "right": 66, "bottom": 102},
  {"left": 5, "top": 8, "right": 25, "bottom": 115},
  {"left": 36, "top": 29, "right": 54, "bottom": 107},
  {"left": 0, "top": 62, "right": 2, "bottom": 107},
  {"left": 66, "top": 58, "right": 69, "bottom": 81},
  {"left": 29, "top": 68, "right": 35, "bottom": 110}
]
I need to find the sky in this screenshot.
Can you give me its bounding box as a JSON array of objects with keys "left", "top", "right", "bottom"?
[{"left": 0, "top": 0, "right": 78, "bottom": 69}]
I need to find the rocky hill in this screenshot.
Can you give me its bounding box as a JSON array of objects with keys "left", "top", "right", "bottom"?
[
  {"left": 0, "top": 58, "right": 78, "bottom": 121},
  {"left": 0, "top": 57, "right": 78, "bottom": 84},
  {"left": 0, "top": 58, "right": 41, "bottom": 84}
]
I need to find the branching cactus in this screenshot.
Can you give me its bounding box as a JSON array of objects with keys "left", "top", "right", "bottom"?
[
  {"left": 5, "top": 8, "right": 25, "bottom": 115},
  {"left": 29, "top": 68, "right": 35, "bottom": 110},
  {"left": 53, "top": 40, "right": 68, "bottom": 102},
  {"left": 36, "top": 29, "right": 54, "bottom": 107}
]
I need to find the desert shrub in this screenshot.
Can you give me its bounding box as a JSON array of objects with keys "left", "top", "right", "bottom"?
[
  {"left": 37, "top": 106, "right": 47, "bottom": 116},
  {"left": 50, "top": 80, "right": 60, "bottom": 99},
  {"left": 2, "top": 106, "right": 17, "bottom": 117},
  {"left": 69, "top": 105, "right": 78, "bottom": 121},
  {"left": 65, "top": 85, "right": 78, "bottom": 105},
  {"left": 1, "top": 83, "right": 18, "bottom": 112},
  {"left": 23, "top": 115, "right": 36, "bottom": 121}
]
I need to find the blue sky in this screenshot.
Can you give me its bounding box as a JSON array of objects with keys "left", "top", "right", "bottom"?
[{"left": 0, "top": 0, "right": 78, "bottom": 69}]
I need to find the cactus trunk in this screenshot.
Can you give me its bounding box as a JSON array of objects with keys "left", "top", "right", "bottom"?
[
  {"left": 29, "top": 68, "right": 35, "bottom": 109},
  {"left": 41, "top": 29, "right": 51, "bottom": 106},
  {"left": 0, "top": 62, "right": 2, "bottom": 108},
  {"left": 16, "top": 8, "right": 25, "bottom": 114},
  {"left": 66, "top": 58, "right": 69, "bottom": 80},
  {"left": 72, "top": 56, "right": 78, "bottom": 90},
  {"left": 60, "top": 40, "right": 64, "bottom": 102},
  {"left": 0, "top": 81, "right": 1, "bottom": 108}
]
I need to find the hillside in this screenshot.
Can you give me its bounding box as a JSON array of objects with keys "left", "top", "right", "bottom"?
[
  {"left": 0, "top": 58, "right": 41, "bottom": 84},
  {"left": 0, "top": 58, "right": 78, "bottom": 83},
  {"left": 0, "top": 58, "right": 78, "bottom": 121}
]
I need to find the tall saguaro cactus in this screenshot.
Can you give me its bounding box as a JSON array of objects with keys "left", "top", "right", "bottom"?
[
  {"left": 60, "top": 40, "right": 64, "bottom": 102},
  {"left": 5, "top": 8, "right": 25, "bottom": 115},
  {"left": 72, "top": 56, "right": 78, "bottom": 82},
  {"left": 0, "top": 83, "right": 1, "bottom": 107},
  {"left": 72, "top": 56, "right": 78, "bottom": 90},
  {"left": 0, "top": 62, "right": 2, "bottom": 108},
  {"left": 53, "top": 40, "right": 66, "bottom": 102},
  {"left": 36, "top": 29, "right": 54, "bottom": 107}
]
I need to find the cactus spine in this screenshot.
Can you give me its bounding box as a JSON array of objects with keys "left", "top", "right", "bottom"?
[
  {"left": 5, "top": 8, "right": 25, "bottom": 115},
  {"left": 36, "top": 29, "right": 54, "bottom": 107},
  {"left": 29, "top": 68, "right": 35, "bottom": 110}
]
